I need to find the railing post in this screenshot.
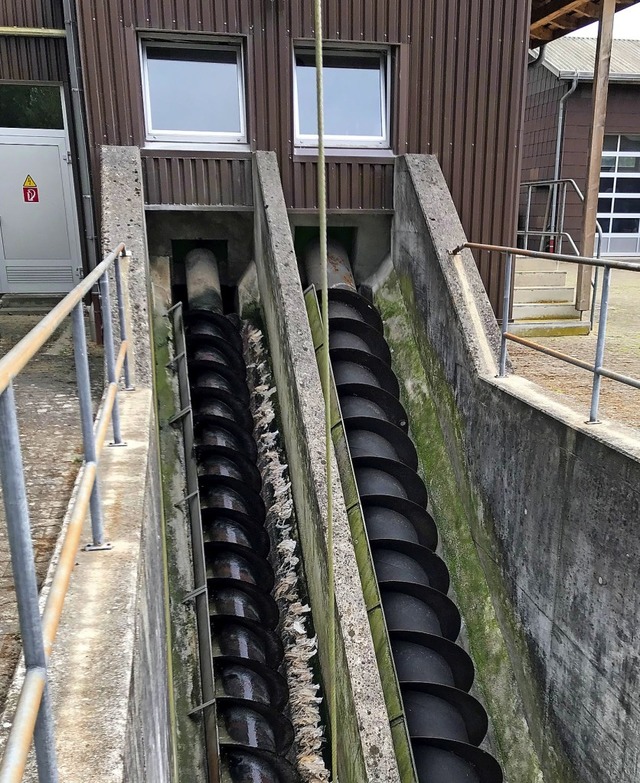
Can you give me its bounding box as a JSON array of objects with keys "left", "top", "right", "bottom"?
[
  {"left": 499, "top": 252, "right": 514, "bottom": 377},
  {"left": 524, "top": 186, "right": 532, "bottom": 251},
  {"left": 99, "top": 271, "right": 124, "bottom": 445},
  {"left": 71, "top": 303, "right": 110, "bottom": 550},
  {"left": 114, "top": 251, "right": 134, "bottom": 391},
  {"left": 0, "top": 385, "right": 59, "bottom": 783},
  {"left": 588, "top": 264, "right": 612, "bottom": 423}
]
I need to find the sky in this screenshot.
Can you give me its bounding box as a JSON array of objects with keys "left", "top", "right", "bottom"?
[{"left": 568, "top": 3, "right": 640, "bottom": 37}]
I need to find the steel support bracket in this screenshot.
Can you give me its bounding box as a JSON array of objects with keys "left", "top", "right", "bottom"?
[
  {"left": 188, "top": 697, "right": 217, "bottom": 717},
  {"left": 108, "top": 441, "right": 127, "bottom": 447},
  {"left": 182, "top": 584, "right": 207, "bottom": 604},
  {"left": 168, "top": 406, "right": 192, "bottom": 426},
  {"left": 174, "top": 490, "right": 199, "bottom": 508},
  {"left": 82, "top": 541, "right": 114, "bottom": 552}
]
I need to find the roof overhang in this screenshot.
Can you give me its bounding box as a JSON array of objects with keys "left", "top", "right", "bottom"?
[
  {"left": 530, "top": 0, "right": 640, "bottom": 47},
  {"left": 553, "top": 68, "right": 640, "bottom": 81}
]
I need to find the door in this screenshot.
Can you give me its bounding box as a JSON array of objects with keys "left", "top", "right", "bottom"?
[{"left": 0, "top": 84, "right": 82, "bottom": 294}]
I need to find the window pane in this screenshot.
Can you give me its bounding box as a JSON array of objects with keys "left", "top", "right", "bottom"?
[
  {"left": 619, "top": 134, "right": 640, "bottom": 152},
  {"left": 296, "top": 55, "right": 384, "bottom": 139},
  {"left": 597, "top": 219, "right": 611, "bottom": 233},
  {"left": 597, "top": 198, "right": 612, "bottom": 213},
  {"left": 601, "top": 156, "right": 616, "bottom": 172},
  {"left": 0, "top": 85, "right": 63, "bottom": 130},
  {"left": 600, "top": 177, "right": 614, "bottom": 193},
  {"left": 615, "top": 177, "right": 640, "bottom": 194},
  {"left": 617, "top": 156, "right": 640, "bottom": 173},
  {"left": 603, "top": 135, "right": 618, "bottom": 152},
  {"left": 146, "top": 47, "right": 241, "bottom": 135},
  {"left": 609, "top": 236, "right": 639, "bottom": 253},
  {"left": 613, "top": 198, "right": 640, "bottom": 214},
  {"left": 611, "top": 218, "right": 639, "bottom": 233}
]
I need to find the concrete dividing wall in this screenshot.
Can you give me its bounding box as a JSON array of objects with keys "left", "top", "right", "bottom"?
[
  {"left": 252, "top": 151, "right": 400, "bottom": 783},
  {"left": 391, "top": 154, "right": 640, "bottom": 783}
]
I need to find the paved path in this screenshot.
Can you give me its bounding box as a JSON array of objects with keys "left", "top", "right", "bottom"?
[
  {"left": 509, "top": 266, "right": 640, "bottom": 430},
  {"left": 0, "top": 309, "right": 102, "bottom": 704}
]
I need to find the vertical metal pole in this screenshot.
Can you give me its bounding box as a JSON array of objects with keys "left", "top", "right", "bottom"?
[
  {"left": 589, "top": 265, "right": 611, "bottom": 423},
  {"left": 0, "top": 385, "right": 59, "bottom": 783},
  {"left": 99, "top": 271, "right": 123, "bottom": 445},
  {"left": 71, "top": 303, "right": 105, "bottom": 547},
  {"left": 525, "top": 186, "right": 533, "bottom": 250},
  {"left": 499, "top": 253, "right": 514, "bottom": 377},
  {"left": 114, "top": 254, "right": 133, "bottom": 391}
]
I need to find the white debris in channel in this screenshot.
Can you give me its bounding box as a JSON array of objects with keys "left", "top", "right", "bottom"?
[{"left": 244, "top": 325, "right": 331, "bottom": 783}]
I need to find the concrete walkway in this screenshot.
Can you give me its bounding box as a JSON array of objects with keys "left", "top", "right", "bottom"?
[
  {"left": 509, "top": 265, "right": 640, "bottom": 430},
  {"left": 0, "top": 306, "right": 103, "bottom": 706}
]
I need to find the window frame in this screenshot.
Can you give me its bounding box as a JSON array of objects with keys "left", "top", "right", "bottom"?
[
  {"left": 140, "top": 39, "right": 247, "bottom": 147},
  {"left": 292, "top": 47, "right": 391, "bottom": 150},
  {"left": 597, "top": 133, "right": 640, "bottom": 255}
]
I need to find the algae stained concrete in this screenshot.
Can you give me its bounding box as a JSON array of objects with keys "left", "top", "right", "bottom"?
[
  {"left": 390, "top": 154, "right": 640, "bottom": 783},
  {"left": 253, "top": 151, "right": 400, "bottom": 783}
]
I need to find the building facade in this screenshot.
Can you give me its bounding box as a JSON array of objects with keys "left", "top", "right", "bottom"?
[{"left": 522, "top": 36, "right": 640, "bottom": 257}]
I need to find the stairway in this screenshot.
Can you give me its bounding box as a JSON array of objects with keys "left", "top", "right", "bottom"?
[{"left": 509, "top": 257, "right": 590, "bottom": 336}]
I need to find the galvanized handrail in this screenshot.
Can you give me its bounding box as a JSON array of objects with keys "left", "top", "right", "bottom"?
[
  {"left": 451, "top": 242, "right": 640, "bottom": 424},
  {"left": 0, "top": 242, "right": 132, "bottom": 783},
  {"left": 519, "top": 177, "right": 605, "bottom": 328}
]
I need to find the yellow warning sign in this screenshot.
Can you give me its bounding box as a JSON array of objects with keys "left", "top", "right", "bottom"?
[{"left": 23, "top": 175, "right": 37, "bottom": 188}]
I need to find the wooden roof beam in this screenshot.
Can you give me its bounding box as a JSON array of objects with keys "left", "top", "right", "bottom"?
[{"left": 531, "top": 0, "right": 599, "bottom": 31}]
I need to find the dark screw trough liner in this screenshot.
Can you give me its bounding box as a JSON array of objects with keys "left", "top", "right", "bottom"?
[
  {"left": 326, "top": 286, "right": 504, "bottom": 783},
  {"left": 185, "top": 305, "right": 297, "bottom": 783}
]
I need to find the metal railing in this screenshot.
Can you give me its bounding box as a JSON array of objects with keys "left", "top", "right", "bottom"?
[
  {"left": 520, "top": 178, "right": 605, "bottom": 328},
  {"left": 0, "top": 243, "right": 132, "bottom": 783},
  {"left": 451, "top": 242, "right": 640, "bottom": 424}
]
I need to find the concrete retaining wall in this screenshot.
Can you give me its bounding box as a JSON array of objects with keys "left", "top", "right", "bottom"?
[
  {"left": 391, "top": 154, "right": 640, "bottom": 783},
  {"left": 253, "top": 151, "right": 400, "bottom": 783}
]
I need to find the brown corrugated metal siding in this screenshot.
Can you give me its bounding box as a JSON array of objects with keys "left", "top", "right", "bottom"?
[
  {"left": 0, "top": 0, "right": 65, "bottom": 82},
  {"left": 72, "top": 0, "right": 532, "bottom": 311},
  {"left": 0, "top": 0, "right": 532, "bottom": 312}
]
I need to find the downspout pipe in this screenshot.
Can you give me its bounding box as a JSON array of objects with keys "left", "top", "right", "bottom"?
[
  {"left": 61, "top": 0, "right": 100, "bottom": 275},
  {"left": 528, "top": 43, "right": 546, "bottom": 68},
  {"left": 551, "top": 72, "right": 579, "bottom": 237}
]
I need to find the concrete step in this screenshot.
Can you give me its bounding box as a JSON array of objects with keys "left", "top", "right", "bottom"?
[
  {"left": 512, "top": 302, "right": 579, "bottom": 320},
  {"left": 513, "top": 285, "right": 575, "bottom": 304},
  {"left": 516, "top": 256, "right": 560, "bottom": 272},
  {"left": 508, "top": 320, "right": 590, "bottom": 337},
  {"left": 514, "top": 270, "right": 568, "bottom": 287},
  {"left": 0, "top": 294, "right": 63, "bottom": 314}
]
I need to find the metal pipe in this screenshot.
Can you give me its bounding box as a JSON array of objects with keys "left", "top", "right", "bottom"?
[
  {"left": 99, "top": 273, "right": 123, "bottom": 445},
  {"left": 0, "top": 386, "right": 58, "bottom": 783},
  {"left": 499, "top": 253, "right": 513, "bottom": 376},
  {"left": 71, "top": 303, "right": 105, "bottom": 546},
  {"left": 0, "top": 668, "right": 47, "bottom": 783},
  {"left": 452, "top": 241, "right": 640, "bottom": 272},
  {"left": 41, "top": 463, "right": 98, "bottom": 655},
  {"left": 504, "top": 333, "right": 596, "bottom": 372},
  {"left": 0, "top": 26, "right": 65, "bottom": 37},
  {"left": 0, "top": 243, "right": 126, "bottom": 394},
  {"left": 185, "top": 249, "right": 223, "bottom": 314},
  {"left": 94, "top": 384, "right": 119, "bottom": 454},
  {"left": 589, "top": 266, "right": 612, "bottom": 422},
  {"left": 61, "top": 0, "right": 100, "bottom": 275},
  {"left": 304, "top": 238, "right": 356, "bottom": 290},
  {"left": 528, "top": 43, "right": 546, "bottom": 68},
  {"left": 114, "top": 256, "right": 133, "bottom": 389},
  {"left": 551, "top": 74, "right": 579, "bottom": 237}
]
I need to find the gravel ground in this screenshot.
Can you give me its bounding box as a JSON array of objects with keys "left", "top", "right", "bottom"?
[
  {"left": 509, "top": 266, "right": 640, "bottom": 430},
  {"left": 0, "top": 307, "right": 103, "bottom": 705}
]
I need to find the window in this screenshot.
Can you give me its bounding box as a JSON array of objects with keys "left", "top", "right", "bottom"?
[
  {"left": 597, "top": 134, "right": 640, "bottom": 255},
  {"left": 141, "top": 42, "right": 246, "bottom": 145},
  {"left": 0, "top": 85, "right": 63, "bottom": 130},
  {"left": 293, "top": 49, "right": 389, "bottom": 148}
]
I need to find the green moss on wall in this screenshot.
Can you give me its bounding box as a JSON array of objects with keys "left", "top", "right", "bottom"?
[{"left": 376, "top": 272, "right": 546, "bottom": 783}]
